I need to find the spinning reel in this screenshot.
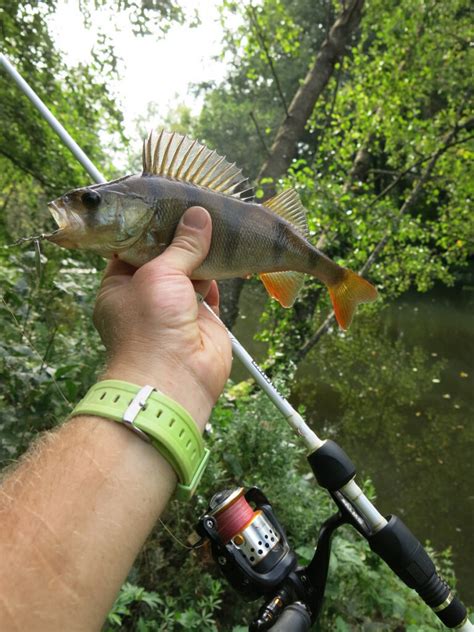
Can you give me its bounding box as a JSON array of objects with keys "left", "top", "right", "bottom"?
[
  {"left": 194, "top": 486, "right": 350, "bottom": 631},
  {"left": 193, "top": 440, "right": 471, "bottom": 631}
]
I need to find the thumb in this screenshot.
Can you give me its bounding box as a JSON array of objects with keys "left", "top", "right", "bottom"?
[{"left": 157, "top": 206, "right": 212, "bottom": 277}]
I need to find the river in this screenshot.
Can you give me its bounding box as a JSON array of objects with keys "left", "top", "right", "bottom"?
[{"left": 231, "top": 279, "right": 474, "bottom": 606}]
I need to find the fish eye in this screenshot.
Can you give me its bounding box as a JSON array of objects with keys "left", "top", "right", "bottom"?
[{"left": 81, "top": 190, "right": 101, "bottom": 210}]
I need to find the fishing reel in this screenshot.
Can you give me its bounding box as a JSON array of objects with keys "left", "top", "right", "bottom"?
[{"left": 194, "top": 486, "right": 346, "bottom": 631}]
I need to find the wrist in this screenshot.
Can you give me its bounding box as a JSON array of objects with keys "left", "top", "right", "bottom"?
[{"left": 102, "top": 361, "right": 213, "bottom": 433}]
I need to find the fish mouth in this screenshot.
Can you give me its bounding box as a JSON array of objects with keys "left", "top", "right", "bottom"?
[
  {"left": 48, "top": 200, "right": 70, "bottom": 230},
  {"left": 46, "top": 200, "right": 82, "bottom": 248}
]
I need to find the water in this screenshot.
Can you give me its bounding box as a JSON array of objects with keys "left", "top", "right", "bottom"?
[{"left": 231, "top": 280, "right": 474, "bottom": 605}]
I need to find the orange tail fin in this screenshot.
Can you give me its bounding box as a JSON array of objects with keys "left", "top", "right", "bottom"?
[{"left": 328, "top": 269, "right": 378, "bottom": 330}]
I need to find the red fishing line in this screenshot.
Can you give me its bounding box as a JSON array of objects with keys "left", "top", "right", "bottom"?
[{"left": 215, "top": 493, "right": 255, "bottom": 543}]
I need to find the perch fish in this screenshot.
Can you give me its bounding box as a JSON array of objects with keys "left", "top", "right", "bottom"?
[{"left": 45, "top": 130, "right": 377, "bottom": 329}]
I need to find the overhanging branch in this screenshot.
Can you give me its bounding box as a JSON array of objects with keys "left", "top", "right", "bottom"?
[{"left": 296, "top": 119, "right": 474, "bottom": 360}]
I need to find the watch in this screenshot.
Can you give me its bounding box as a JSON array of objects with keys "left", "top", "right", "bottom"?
[{"left": 69, "top": 380, "right": 210, "bottom": 501}]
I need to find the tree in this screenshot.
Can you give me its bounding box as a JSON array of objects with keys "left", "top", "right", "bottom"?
[
  {"left": 195, "top": 0, "right": 336, "bottom": 177},
  {"left": 254, "top": 0, "right": 473, "bottom": 364},
  {"left": 257, "top": 0, "right": 365, "bottom": 196},
  {"left": 194, "top": 0, "right": 472, "bottom": 339}
]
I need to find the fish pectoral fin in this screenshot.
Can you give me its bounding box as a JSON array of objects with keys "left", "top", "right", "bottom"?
[
  {"left": 328, "top": 269, "right": 378, "bottom": 330},
  {"left": 259, "top": 271, "right": 305, "bottom": 308}
]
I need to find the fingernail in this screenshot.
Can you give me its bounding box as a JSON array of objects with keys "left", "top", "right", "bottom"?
[{"left": 182, "top": 207, "right": 208, "bottom": 229}]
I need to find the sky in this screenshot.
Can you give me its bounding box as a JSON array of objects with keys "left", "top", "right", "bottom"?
[{"left": 49, "top": 0, "right": 233, "bottom": 141}]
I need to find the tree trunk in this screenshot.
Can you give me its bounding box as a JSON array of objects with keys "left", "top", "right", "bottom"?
[
  {"left": 217, "top": 278, "right": 245, "bottom": 329},
  {"left": 258, "top": 0, "right": 365, "bottom": 198}
]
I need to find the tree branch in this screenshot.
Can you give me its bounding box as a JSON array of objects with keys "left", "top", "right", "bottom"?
[
  {"left": 250, "top": 111, "right": 271, "bottom": 157},
  {"left": 248, "top": 5, "right": 289, "bottom": 117},
  {"left": 296, "top": 120, "right": 473, "bottom": 360},
  {"left": 317, "top": 128, "right": 474, "bottom": 253},
  {"left": 0, "top": 148, "right": 55, "bottom": 190},
  {"left": 312, "top": 59, "right": 344, "bottom": 160}
]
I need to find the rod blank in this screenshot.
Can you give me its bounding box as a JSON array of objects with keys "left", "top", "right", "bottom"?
[{"left": 0, "top": 53, "right": 106, "bottom": 184}]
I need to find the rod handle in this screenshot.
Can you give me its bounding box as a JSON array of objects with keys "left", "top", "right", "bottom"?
[
  {"left": 266, "top": 603, "right": 311, "bottom": 632},
  {"left": 369, "top": 515, "right": 468, "bottom": 628}
]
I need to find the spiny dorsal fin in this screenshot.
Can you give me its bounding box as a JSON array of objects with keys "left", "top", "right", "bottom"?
[
  {"left": 262, "top": 189, "right": 309, "bottom": 237},
  {"left": 142, "top": 130, "right": 253, "bottom": 200},
  {"left": 260, "top": 271, "right": 305, "bottom": 307}
]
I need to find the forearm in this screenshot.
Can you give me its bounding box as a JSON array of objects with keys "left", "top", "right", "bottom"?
[{"left": 0, "top": 414, "right": 176, "bottom": 632}]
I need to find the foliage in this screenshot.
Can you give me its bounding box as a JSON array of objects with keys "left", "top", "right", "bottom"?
[
  {"left": 104, "top": 578, "right": 223, "bottom": 631},
  {"left": 237, "top": 0, "right": 474, "bottom": 364},
  {"left": 78, "top": 0, "right": 187, "bottom": 37},
  {"left": 0, "top": 247, "right": 103, "bottom": 463},
  {"left": 193, "top": 0, "right": 334, "bottom": 175},
  {"left": 0, "top": 1, "right": 125, "bottom": 195}
]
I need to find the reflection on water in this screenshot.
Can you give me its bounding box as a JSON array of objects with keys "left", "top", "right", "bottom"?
[{"left": 231, "top": 280, "right": 474, "bottom": 605}]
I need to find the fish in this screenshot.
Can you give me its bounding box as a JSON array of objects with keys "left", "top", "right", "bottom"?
[{"left": 45, "top": 130, "right": 377, "bottom": 329}]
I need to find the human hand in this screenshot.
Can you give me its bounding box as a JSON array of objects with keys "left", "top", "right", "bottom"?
[{"left": 93, "top": 206, "right": 232, "bottom": 432}]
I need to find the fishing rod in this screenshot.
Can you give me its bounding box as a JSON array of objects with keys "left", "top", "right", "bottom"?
[{"left": 2, "top": 53, "right": 472, "bottom": 631}]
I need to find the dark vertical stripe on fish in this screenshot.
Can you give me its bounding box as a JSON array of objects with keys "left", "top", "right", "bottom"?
[
  {"left": 223, "top": 200, "right": 242, "bottom": 264},
  {"left": 272, "top": 220, "right": 287, "bottom": 265}
]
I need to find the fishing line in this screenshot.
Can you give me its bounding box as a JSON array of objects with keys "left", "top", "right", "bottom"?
[
  {"left": 9, "top": 233, "right": 50, "bottom": 247},
  {"left": 158, "top": 518, "right": 205, "bottom": 550}
]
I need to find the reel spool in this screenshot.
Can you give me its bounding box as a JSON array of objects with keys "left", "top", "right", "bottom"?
[{"left": 195, "top": 487, "right": 298, "bottom": 601}]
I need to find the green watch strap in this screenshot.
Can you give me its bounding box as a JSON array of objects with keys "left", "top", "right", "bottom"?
[{"left": 69, "top": 380, "right": 210, "bottom": 501}]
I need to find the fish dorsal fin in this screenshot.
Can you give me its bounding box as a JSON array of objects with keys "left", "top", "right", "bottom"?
[
  {"left": 142, "top": 130, "right": 253, "bottom": 200},
  {"left": 262, "top": 189, "right": 309, "bottom": 237}
]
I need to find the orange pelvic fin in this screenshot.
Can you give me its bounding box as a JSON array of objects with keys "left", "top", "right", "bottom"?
[
  {"left": 328, "top": 269, "right": 378, "bottom": 330},
  {"left": 260, "top": 271, "right": 305, "bottom": 308}
]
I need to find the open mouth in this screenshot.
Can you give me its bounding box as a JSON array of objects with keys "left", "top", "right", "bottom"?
[
  {"left": 45, "top": 200, "right": 81, "bottom": 248},
  {"left": 48, "top": 200, "right": 69, "bottom": 229}
]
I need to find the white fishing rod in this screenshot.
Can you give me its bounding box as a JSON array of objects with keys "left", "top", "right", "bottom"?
[{"left": 2, "top": 53, "right": 472, "bottom": 631}]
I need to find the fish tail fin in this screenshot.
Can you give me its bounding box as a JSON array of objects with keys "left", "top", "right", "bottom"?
[{"left": 327, "top": 268, "right": 378, "bottom": 330}]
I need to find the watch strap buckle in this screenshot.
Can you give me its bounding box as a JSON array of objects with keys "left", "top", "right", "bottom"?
[{"left": 122, "top": 384, "right": 156, "bottom": 442}]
